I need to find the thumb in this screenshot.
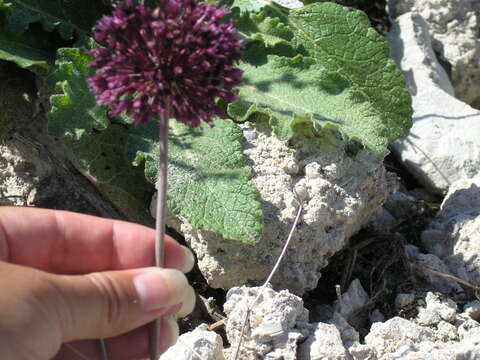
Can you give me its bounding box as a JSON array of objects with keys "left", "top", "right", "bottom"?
[{"left": 47, "top": 267, "right": 192, "bottom": 342}]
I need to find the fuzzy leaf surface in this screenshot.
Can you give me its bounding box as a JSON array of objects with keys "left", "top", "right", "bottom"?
[
  {"left": 229, "top": 1, "right": 412, "bottom": 154},
  {"left": 5, "top": 0, "right": 105, "bottom": 39},
  {"left": 46, "top": 47, "right": 109, "bottom": 140},
  {"left": 65, "top": 124, "right": 155, "bottom": 225},
  {"left": 44, "top": 47, "right": 153, "bottom": 223},
  {"left": 0, "top": 1, "right": 52, "bottom": 71},
  {"left": 127, "top": 119, "right": 263, "bottom": 244}
]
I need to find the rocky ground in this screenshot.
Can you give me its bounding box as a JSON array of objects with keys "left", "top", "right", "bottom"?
[{"left": 1, "top": 1, "right": 480, "bottom": 359}]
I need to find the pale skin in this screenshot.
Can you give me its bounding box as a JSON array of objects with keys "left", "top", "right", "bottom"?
[{"left": 0, "top": 207, "right": 196, "bottom": 360}]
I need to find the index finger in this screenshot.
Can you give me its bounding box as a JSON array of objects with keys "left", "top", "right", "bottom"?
[{"left": 0, "top": 207, "right": 192, "bottom": 274}]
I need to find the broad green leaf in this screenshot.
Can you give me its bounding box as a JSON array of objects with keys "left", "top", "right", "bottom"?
[
  {"left": 231, "top": 0, "right": 265, "bottom": 14},
  {"left": 46, "top": 47, "right": 109, "bottom": 140},
  {"left": 65, "top": 124, "right": 155, "bottom": 225},
  {"left": 45, "top": 47, "right": 153, "bottom": 224},
  {"left": 5, "top": 0, "right": 105, "bottom": 40},
  {"left": 228, "top": 1, "right": 412, "bottom": 154},
  {"left": 127, "top": 119, "right": 263, "bottom": 244},
  {"left": 0, "top": 0, "right": 52, "bottom": 71}
]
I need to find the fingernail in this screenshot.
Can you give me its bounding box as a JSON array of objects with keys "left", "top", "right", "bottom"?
[
  {"left": 181, "top": 246, "right": 195, "bottom": 273},
  {"left": 177, "top": 286, "right": 196, "bottom": 318},
  {"left": 133, "top": 269, "right": 188, "bottom": 312}
]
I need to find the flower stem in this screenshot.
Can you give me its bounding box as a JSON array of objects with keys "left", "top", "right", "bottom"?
[{"left": 149, "top": 100, "right": 171, "bottom": 360}]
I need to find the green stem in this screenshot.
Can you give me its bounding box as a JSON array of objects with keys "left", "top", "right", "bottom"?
[{"left": 149, "top": 100, "right": 171, "bottom": 360}]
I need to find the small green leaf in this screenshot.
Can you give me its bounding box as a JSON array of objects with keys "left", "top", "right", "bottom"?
[
  {"left": 5, "top": 0, "right": 105, "bottom": 40},
  {"left": 46, "top": 47, "right": 109, "bottom": 140},
  {"left": 65, "top": 124, "right": 155, "bottom": 225},
  {"left": 45, "top": 46, "right": 153, "bottom": 224},
  {"left": 231, "top": 0, "right": 265, "bottom": 14},
  {"left": 0, "top": 0, "right": 52, "bottom": 71},
  {"left": 127, "top": 119, "right": 263, "bottom": 244},
  {"left": 0, "top": 35, "right": 51, "bottom": 71},
  {"left": 229, "top": 1, "right": 412, "bottom": 154}
]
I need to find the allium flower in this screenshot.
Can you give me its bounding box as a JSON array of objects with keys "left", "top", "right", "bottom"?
[{"left": 88, "top": 0, "right": 243, "bottom": 126}]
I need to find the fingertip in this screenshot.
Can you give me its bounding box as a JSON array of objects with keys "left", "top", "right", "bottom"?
[
  {"left": 177, "top": 286, "right": 196, "bottom": 318},
  {"left": 164, "top": 241, "right": 195, "bottom": 273},
  {"left": 180, "top": 246, "right": 195, "bottom": 273},
  {"left": 133, "top": 268, "right": 189, "bottom": 313}
]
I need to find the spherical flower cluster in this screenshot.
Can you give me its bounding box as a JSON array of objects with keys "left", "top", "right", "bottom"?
[{"left": 88, "top": 0, "right": 243, "bottom": 126}]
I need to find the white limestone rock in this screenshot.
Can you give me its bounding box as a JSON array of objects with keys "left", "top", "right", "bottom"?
[
  {"left": 365, "top": 317, "right": 436, "bottom": 359},
  {"left": 0, "top": 144, "right": 43, "bottom": 206},
  {"left": 463, "top": 301, "right": 480, "bottom": 322},
  {"left": 160, "top": 324, "right": 225, "bottom": 360},
  {"left": 415, "top": 292, "right": 458, "bottom": 326},
  {"left": 421, "top": 177, "right": 480, "bottom": 287},
  {"left": 405, "top": 245, "right": 464, "bottom": 298},
  {"left": 388, "top": 12, "right": 480, "bottom": 194},
  {"left": 328, "top": 312, "right": 360, "bottom": 347},
  {"left": 156, "top": 122, "right": 389, "bottom": 294},
  {"left": 298, "top": 322, "right": 351, "bottom": 360},
  {"left": 390, "top": 0, "right": 480, "bottom": 108},
  {"left": 363, "top": 291, "right": 480, "bottom": 360},
  {"left": 348, "top": 343, "right": 377, "bottom": 360},
  {"left": 334, "top": 279, "right": 369, "bottom": 324},
  {"left": 224, "top": 286, "right": 308, "bottom": 360},
  {"left": 365, "top": 315, "right": 480, "bottom": 359}
]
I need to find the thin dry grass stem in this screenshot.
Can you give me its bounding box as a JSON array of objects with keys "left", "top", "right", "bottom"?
[
  {"left": 231, "top": 202, "right": 303, "bottom": 360},
  {"left": 341, "top": 237, "right": 376, "bottom": 291},
  {"left": 413, "top": 263, "right": 480, "bottom": 299}
]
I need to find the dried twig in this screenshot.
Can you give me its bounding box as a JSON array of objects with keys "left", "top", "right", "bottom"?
[
  {"left": 231, "top": 202, "right": 303, "bottom": 360},
  {"left": 413, "top": 263, "right": 480, "bottom": 297}
]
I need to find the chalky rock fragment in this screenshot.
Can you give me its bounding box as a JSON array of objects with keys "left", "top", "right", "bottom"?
[
  {"left": 157, "top": 123, "right": 389, "bottom": 294},
  {"left": 421, "top": 177, "right": 480, "bottom": 287},
  {"left": 363, "top": 292, "right": 480, "bottom": 359},
  {"left": 388, "top": 0, "right": 480, "bottom": 108},
  {"left": 223, "top": 286, "right": 309, "bottom": 360},
  {"left": 333, "top": 279, "right": 369, "bottom": 325},
  {"left": 328, "top": 312, "right": 360, "bottom": 347},
  {"left": 160, "top": 324, "right": 225, "bottom": 360},
  {"left": 388, "top": 13, "right": 480, "bottom": 194},
  {"left": 297, "top": 322, "right": 350, "bottom": 360},
  {"left": 405, "top": 245, "right": 465, "bottom": 298},
  {"left": 415, "top": 292, "right": 457, "bottom": 326},
  {"left": 463, "top": 301, "right": 480, "bottom": 322}
]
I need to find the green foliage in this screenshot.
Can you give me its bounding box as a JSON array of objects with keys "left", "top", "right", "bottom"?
[
  {"left": 127, "top": 119, "right": 263, "bottom": 243},
  {"left": 0, "top": 0, "right": 107, "bottom": 72},
  {"left": 40, "top": 0, "right": 412, "bottom": 241},
  {"left": 64, "top": 124, "right": 155, "bottom": 225},
  {"left": 228, "top": 0, "right": 412, "bottom": 154},
  {"left": 5, "top": 0, "right": 105, "bottom": 40},
  {"left": 0, "top": 0, "right": 52, "bottom": 72},
  {"left": 46, "top": 47, "right": 109, "bottom": 139},
  {"left": 45, "top": 46, "right": 262, "bottom": 241},
  {"left": 45, "top": 47, "right": 153, "bottom": 224}
]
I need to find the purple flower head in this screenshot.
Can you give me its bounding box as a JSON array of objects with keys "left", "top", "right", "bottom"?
[{"left": 88, "top": 0, "right": 243, "bottom": 126}]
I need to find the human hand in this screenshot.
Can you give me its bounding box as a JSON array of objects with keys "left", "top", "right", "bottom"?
[{"left": 0, "top": 207, "right": 196, "bottom": 360}]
